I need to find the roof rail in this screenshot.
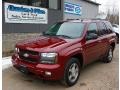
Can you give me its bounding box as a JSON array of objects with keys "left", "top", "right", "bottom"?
[
  {"left": 59, "top": 18, "right": 107, "bottom": 23},
  {"left": 91, "top": 18, "right": 106, "bottom": 20},
  {"left": 66, "top": 18, "right": 106, "bottom": 20},
  {"left": 66, "top": 19, "right": 80, "bottom": 20}
]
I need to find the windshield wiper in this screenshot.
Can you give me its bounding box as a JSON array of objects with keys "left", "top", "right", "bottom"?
[
  {"left": 43, "top": 33, "right": 73, "bottom": 39},
  {"left": 43, "top": 33, "right": 54, "bottom": 36}
]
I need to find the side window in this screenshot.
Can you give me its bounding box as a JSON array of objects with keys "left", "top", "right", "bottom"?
[
  {"left": 86, "top": 23, "right": 98, "bottom": 40},
  {"left": 104, "top": 22, "right": 113, "bottom": 33},
  {"left": 88, "top": 23, "right": 97, "bottom": 34},
  {"left": 98, "top": 22, "right": 107, "bottom": 35},
  {"left": 103, "top": 22, "right": 109, "bottom": 34}
]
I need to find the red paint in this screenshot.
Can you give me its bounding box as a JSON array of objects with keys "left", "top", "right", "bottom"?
[{"left": 12, "top": 20, "right": 116, "bottom": 80}]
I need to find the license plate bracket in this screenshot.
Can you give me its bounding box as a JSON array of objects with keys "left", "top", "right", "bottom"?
[{"left": 19, "top": 65, "right": 29, "bottom": 74}]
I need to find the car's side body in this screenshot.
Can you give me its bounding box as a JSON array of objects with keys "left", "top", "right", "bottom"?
[{"left": 12, "top": 19, "right": 116, "bottom": 85}]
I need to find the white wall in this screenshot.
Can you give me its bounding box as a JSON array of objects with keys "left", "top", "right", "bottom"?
[{"left": 64, "top": 0, "right": 99, "bottom": 20}]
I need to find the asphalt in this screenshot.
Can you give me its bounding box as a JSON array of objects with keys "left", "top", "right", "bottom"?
[{"left": 2, "top": 45, "right": 119, "bottom": 90}]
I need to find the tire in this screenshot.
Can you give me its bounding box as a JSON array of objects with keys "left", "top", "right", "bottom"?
[
  {"left": 116, "top": 33, "right": 119, "bottom": 44},
  {"left": 103, "top": 46, "right": 113, "bottom": 63},
  {"left": 63, "top": 58, "right": 81, "bottom": 86}
]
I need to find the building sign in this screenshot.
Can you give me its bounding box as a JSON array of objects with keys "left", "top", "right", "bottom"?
[
  {"left": 4, "top": 3, "right": 48, "bottom": 24},
  {"left": 64, "top": 2, "right": 82, "bottom": 15}
]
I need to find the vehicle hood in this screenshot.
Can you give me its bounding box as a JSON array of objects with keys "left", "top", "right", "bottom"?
[{"left": 16, "top": 36, "right": 77, "bottom": 52}]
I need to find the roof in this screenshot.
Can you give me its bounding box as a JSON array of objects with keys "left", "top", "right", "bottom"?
[
  {"left": 62, "top": 19, "right": 106, "bottom": 23},
  {"left": 82, "top": 0, "right": 101, "bottom": 5}
]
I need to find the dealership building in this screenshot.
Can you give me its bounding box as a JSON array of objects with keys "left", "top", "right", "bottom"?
[{"left": 2, "top": 0, "right": 100, "bottom": 54}]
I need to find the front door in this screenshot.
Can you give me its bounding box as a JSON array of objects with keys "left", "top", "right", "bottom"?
[{"left": 83, "top": 23, "right": 102, "bottom": 65}]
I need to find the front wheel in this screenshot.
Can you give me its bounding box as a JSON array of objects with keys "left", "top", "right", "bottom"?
[{"left": 63, "top": 58, "right": 81, "bottom": 86}]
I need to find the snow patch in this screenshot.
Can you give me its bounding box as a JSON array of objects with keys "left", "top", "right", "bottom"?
[{"left": 2, "top": 56, "right": 12, "bottom": 70}]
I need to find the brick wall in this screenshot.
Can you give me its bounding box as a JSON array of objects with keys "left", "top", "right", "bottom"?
[{"left": 2, "top": 33, "right": 41, "bottom": 57}]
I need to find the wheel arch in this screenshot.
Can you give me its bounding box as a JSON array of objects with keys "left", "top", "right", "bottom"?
[
  {"left": 67, "top": 53, "right": 84, "bottom": 68},
  {"left": 110, "top": 42, "right": 116, "bottom": 50},
  {"left": 72, "top": 53, "right": 84, "bottom": 67}
]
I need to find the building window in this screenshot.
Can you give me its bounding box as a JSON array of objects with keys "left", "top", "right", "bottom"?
[
  {"left": 3, "top": 0, "right": 30, "bottom": 5},
  {"left": 3, "top": 0, "right": 61, "bottom": 10},
  {"left": 49, "top": 0, "right": 61, "bottom": 10},
  {"left": 32, "top": 0, "right": 61, "bottom": 10},
  {"left": 32, "top": 0, "right": 49, "bottom": 8}
]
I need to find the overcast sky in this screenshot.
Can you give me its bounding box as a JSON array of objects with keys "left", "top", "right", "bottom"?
[{"left": 91, "top": 0, "right": 119, "bottom": 13}]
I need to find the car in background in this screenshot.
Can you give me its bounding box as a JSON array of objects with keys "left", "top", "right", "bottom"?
[{"left": 112, "top": 24, "right": 119, "bottom": 43}]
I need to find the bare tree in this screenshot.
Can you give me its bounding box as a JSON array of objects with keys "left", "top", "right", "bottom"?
[{"left": 106, "top": 7, "right": 119, "bottom": 24}]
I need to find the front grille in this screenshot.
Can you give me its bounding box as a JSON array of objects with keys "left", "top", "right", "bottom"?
[
  {"left": 19, "top": 49, "right": 38, "bottom": 55},
  {"left": 18, "top": 49, "right": 39, "bottom": 63},
  {"left": 19, "top": 55, "right": 37, "bottom": 63}
]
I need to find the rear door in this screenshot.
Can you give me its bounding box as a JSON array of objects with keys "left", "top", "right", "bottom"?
[
  {"left": 97, "top": 22, "right": 110, "bottom": 56},
  {"left": 83, "top": 22, "right": 102, "bottom": 64}
]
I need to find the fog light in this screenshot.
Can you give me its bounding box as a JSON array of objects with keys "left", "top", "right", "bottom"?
[{"left": 45, "top": 71, "right": 51, "bottom": 76}]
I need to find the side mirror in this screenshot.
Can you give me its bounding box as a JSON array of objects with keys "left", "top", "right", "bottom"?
[{"left": 86, "top": 33, "right": 98, "bottom": 40}]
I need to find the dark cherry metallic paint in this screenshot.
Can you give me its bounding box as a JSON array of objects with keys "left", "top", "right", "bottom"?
[{"left": 12, "top": 20, "right": 116, "bottom": 80}]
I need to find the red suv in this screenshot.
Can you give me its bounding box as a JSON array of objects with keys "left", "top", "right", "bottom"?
[{"left": 12, "top": 19, "right": 116, "bottom": 86}]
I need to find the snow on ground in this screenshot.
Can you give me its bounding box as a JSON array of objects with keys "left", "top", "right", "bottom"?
[{"left": 2, "top": 56, "right": 12, "bottom": 70}]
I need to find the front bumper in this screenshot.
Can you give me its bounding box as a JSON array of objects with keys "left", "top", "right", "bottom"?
[{"left": 12, "top": 54, "right": 64, "bottom": 80}]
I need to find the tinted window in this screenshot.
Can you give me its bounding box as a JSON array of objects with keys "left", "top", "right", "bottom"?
[
  {"left": 103, "top": 22, "right": 109, "bottom": 34},
  {"left": 86, "top": 23, "right": 98, "bottom": 40},
  {"left": 98, "top": 22, "right": 107, "bottom": 35},
  {"left": 44, "top": 22, "right": 85, "bottom": 38},
  {"left": 104, "top": 22, "right": 113, "bottom": 33},
  {"left": 88, "top": 23, "right": 97, "bottom": 34},
  {"left": 106, "top": 22, "right": 113, "bottom": 29}
]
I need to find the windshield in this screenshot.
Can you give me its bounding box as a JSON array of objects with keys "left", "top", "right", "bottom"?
[{"left": 44, "top": 22, "right": 85, "bottom": 38}]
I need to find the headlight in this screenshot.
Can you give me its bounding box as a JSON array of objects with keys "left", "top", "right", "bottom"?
[
  {"left": 40, "top": 53, "right": 58, "bottom": 64},
  {"left": 15, "top": 47, "right": 19, "bottom": 53}
]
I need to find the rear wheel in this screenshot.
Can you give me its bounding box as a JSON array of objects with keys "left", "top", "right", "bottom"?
[
  {"left": 103, "top": 46, "right": 113, "bottom": 63},
  {"left": 116, "top": 33, "right": 119, "bottom": 44},
  {"left": 63, "top": 58, "right": 81, "bottom": 86}
]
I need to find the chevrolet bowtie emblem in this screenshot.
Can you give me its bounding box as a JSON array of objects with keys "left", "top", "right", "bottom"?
[{"left": 23, "top": 53, "right": 29, "bottom": 57}]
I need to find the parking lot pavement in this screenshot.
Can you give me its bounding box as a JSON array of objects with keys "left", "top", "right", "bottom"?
[{"left": 2, "top": 45, "right": 119, "bottom": 90}]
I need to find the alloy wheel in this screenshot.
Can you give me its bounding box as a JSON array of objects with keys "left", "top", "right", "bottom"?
[{"left": 68, "top": 63, "right": 79, "bottom": 83}]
